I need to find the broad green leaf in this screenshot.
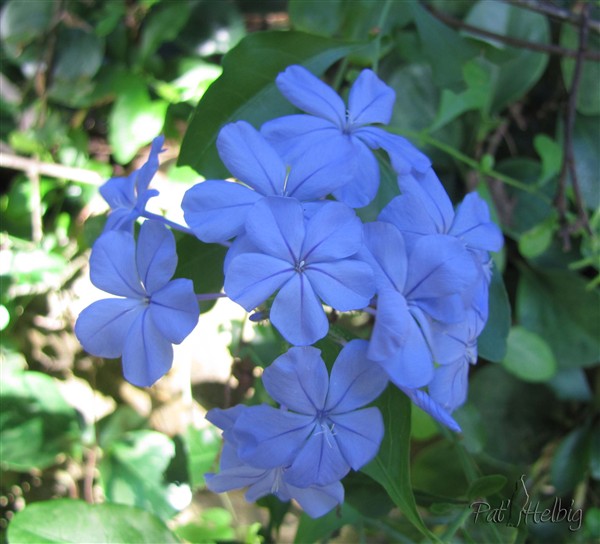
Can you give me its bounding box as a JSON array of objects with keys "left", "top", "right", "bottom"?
[
  {"left": 561, "top": 24, "right": 600, "bottom": 116},
  {"left": 178, "top": 31, "right": 357, "bottom": 178},
  {"left": 517, "top": 268, "right": 600, "bottom": 368},
  {"left": 464, "top": 1, "right": 550, "bottom": 112},
  {"left": 344, "top": 471, "right": 394, "bottom": 518},
  {"left": 518, "top": 215, "right": 557, "bottom": 259},
  {"left": 570, "top": 114, "right": 600, "bottom": 210},
  {"left": 7, "top": 499, "right": 180, "bottom": 543},
  {"left": 108, "top": 77, "right": 168, "bottom": 164},
  {"left": 184, "top": 424, "right": 221, "bottom": 490},
  {"left": 362, "top": 386, "right": 436, "bottom": 540},
  {"left": 294, "top": 503, "right": 361, "bottom": 544},
  {"left": 503, "top": 326, "right": 557, "bottom": 382},
  {"left": 467, "top": 475, "right": 508, "bottom": 501},
  {"left": 0, "top": 0, "right": 53, "bottom": 60},
  {"left": 477, "top": 265, "right": 510, "bottom": 362},
  {"left": 175, "top": 508, "right": 235, "bottom": 543},
  {"left": 590, "top": 426, "right": 600, "bottom": 480},
  {"left": 534, "top": 134, "right": 562, "bottom": 186},
  {"left": 550, "top": 427, "right": 590, "bottom": 494},
  {"left": 584, "top": 508, "right": 600, "bottom": 541},
  {"left": 53, "top": 28, "right": 104, "bottom": 81},
  {"left": 99, "top": 430, "right": 177, "bottom": 520},
  {"left": 289, "top": 0, "right": 343, "bottom": 37},
  {"left": 0, "top": 371, "right": 81, "bottom": 471}
]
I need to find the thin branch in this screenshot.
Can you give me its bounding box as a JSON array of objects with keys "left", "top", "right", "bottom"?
[
  {"left": 504, "top": 0, "right": 600, "bottom": 34},
  {"left": 422, "top": 2, "right": 600, "bottom": 61},
  {"left": 0, "top": 153, "right": 104, "bottom": 185}
]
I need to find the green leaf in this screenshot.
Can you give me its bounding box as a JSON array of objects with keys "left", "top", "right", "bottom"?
[
  {"left": 139, "top": 1, "right": 191, "bottom": 63},
  {"left": 517, "top": 268, "right": 600, "bottom": 368},
  {"left": 477, "top": 265, "right": 510, "bottom": 362},
  {"left": 467, "top": 475, "right": 508, "bottom": 501},
  {"left": 534, "top": 134, "right": 562, "bottom": 186},
  {"left": 183, "top": 424, "right": 221, "bottom": 490},
  {"left": 0, "top": 370, "right": 81, "bottom": 471},
  {"left": 108, "top": 77, "right": 168, "bottom": 164},
  {"left": 502, "top": 326, "right": 558, "bottom": 383},
  {"left": 570, "top": 114, "right": 600, "bottom": 210},
  {"left": 294, "top": 503, "right": 361, "bottom": 544},
  {"left": 0, "top": 0, "right": 53, "bottom": 59},
  {"left": 464, "top": 0, "right": 550, "bottom": 112},
  {"left": 590, "top": 425, "right": 600, "bottom": 480},
  {"left": 550, "top": 427, "right": 590, "bottom": 494},
  {"left": 175, "top": 508, "right": 235, "bottom": 543},
  {"left": 518, "top": 215, "right": 557, "bottom": 259},
  {"left": 7, "top": 499, "right": 180, "bottom": 543},
  {"left": 289, "top": 0, "right": 343, "bottom": 37},
  {"left": 178, "top": 31, "right": 357, "bottom": 178},
  {"left": 99, "top": 430, "right": 178, "bottom": 520},
  {"left": 362, "top": 386, "right": 436, "bottom": 540}
]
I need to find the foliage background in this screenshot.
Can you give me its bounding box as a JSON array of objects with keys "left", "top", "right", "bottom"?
[{"left": 0, "top": 0, "right": 598, "bottom": 542}]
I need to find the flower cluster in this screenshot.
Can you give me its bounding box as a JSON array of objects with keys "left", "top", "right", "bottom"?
[{"left": 75, "top": 64, "right": 503, "bottom": 517}]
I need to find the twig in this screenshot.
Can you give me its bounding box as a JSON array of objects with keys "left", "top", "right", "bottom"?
[
  {"left": 556, "top": 3, "right": 593, "bottom": 248},
  {"left": 28, "top": 160, "right": 43, "bottom": 243},
  {"left": 504, "top": 0, "right": 600, "bottom": 34},
  {"left": 0, "top": 153, "right": 104, "bottom": 185},
  {"left": 422, "top": 2, "right": 600, "bottom": 61}
]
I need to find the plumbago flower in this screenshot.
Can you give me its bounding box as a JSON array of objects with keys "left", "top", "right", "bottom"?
[
  {"left": 205, "top": 405, "right": 344, "bottom": 518},
  {"left": 75, "top": 221, "right": 199, "bottom": 387},
  {"left": 182, "top": 121, "right": 351, "bottom": 243},
  {"left": 262, "top": 65, "right": 430, "bottom": 207},
  {"left": 226, "top": 340, "right": 389, "bottom": 487},
  {"left": 100, "top": 136, "right": 164, "bottom": 233},
  {"left": 225, "top": 196, "right": 375, "bottom": 345}
]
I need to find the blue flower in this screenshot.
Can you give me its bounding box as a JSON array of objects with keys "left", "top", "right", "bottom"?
[
  {"left": 261, "top": 65, "right": 430, "bottom": 207},
  {"left": 75, "top": 221, "right": 199, "bottom": 387},
  {"left": 224, "top": 196, "right": 375, "bottom": 345},
  {"left": 205, "top": 406, "right": 344, "bottom": 519},
  {"left": 100, "top": 136, "right": 165, "bottom": 232},
  {"left": 182, "top": 121, "right": 350, "bottom": 243},
  {"left": 231, "top": 340, "right": 388, "bottom": 487},
  {"left": 362, "top": 221, "right": 478, "bottom": 388}
]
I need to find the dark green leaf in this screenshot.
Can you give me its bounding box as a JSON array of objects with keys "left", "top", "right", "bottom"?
[
  {"left": 467, "top": 475, "right": 507, "bottom": 501},
  {"left": 550, "top": 427, "right": 590, "bottom": 494},
  {"left": 344, "top": 471, "right": 394, "bottom": 518},
  {"left": 590, "top": 425, "right": 600, "bottom": 480},
  {"left": 570, "top": 114, "right": 600, "bottom": 210},
  {"left": 0, "top": 0, "right": 53, "bottom": 59},
  {"left": 289, "top": 0, "right": 343, "bottom": 37},
  {"left": 99, "top": 430, "right": 178, "bottom": 520},
  {"left": 362, "top": 386, "right": 435, "bottom": 540},
  {"left": 477, "top": 265, "right": 510, "bottom": 362},
  {"left": 502, "top": 326, "right": 557, "bottom": 382},
  {"left": 178, "top": 31, "right": 357, "bottom": 178},
  {"left": 294, "top": 503, "right": 361, "bottom": 544},
  {"left": 517, "top": 268, "right": 600, "bottom": 368},
  {"left": 7, "top": 499, "right": 180, "bottom": 543},
  {"left": 534, "top": 134, "right": 562, "bottom": 186},
  {"left": 0, "top": 371, "right": 81, "bottom": 471},
  {"left": 139, "top": 1, "right": 191, "bottom": 63}
]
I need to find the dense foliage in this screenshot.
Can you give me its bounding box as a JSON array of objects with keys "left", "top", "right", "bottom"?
[{"left": 1, "top": 1, "right": 599, "bottom": 543}]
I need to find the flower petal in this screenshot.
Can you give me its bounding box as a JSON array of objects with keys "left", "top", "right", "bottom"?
[
  {"left": 149, "top": 278, "right": 199, "bottom": 344},
  {"left": 75, "top": 298, "right": 144, "bottom": 358},
  {"left": 450, "top": 192, "right": 504, "bottom": 252},
  {"left": 100, "top": 175, "right": 136, "bottom": 210},
  {"left": 135, "top": 135, "right": 164, "bottom": 193},
  {"left": 287, "top": 480, "right": 344, "bottom": 518},
  {"left": 330, "top": 407, "right": 384, "bottom": 470},
  {"left": 89, "top": 231, "right": 144, "bottom": 298},
  {"left": 305, "top": 259, "right": 375, "bottom": 311},
  {"left": 121, "top": 308, "right": 174, "bottom": 387},
  {"left": 325, "top": 340, "right": 388, "bottom": 413},
  {"left": 301, "top": 201, "right": 363, "bottom": 262},
  {"left": 348, "top": 69, "right": 395, "bottom": 126},
  {"left": 368, "top": 289, "right": 411, "bottom": 362},
  {"left": 182, "top": 180, "right": 261, "bottom": 243},
  {"left": 270, "top": 273, "right": 328, "bottom": 346},
  {"left": 136, "top": 221, "right": 177, "bottom": 294},
  {"left": 225, "top": 253, "right": 294, "bottom": 310},
  {"left": 363, "top": 222, "right": 407, "bottom": 292},
  {"left": 262, "top": 346, "right": 329, "bottom": 414},
  {"left": 402, "top": 387, "right": 462, "bottom": 431},
  {"left": 245, "top": 196, "right": 304, "bottom": 262},
  {"left": 276, "top": 65, "right": 346, "bottom": 127},
  {"left": 206, "top": 464, "right": 272, "bottom": 495},
  {"left": 103, "top": 208, "right": 137, "bottom": 234},
  {"left": 234, "top": 405, "right": 314, "bottom": 469},
  {"left": 217, "top": 121, "right": 286, "bottom": 195}
]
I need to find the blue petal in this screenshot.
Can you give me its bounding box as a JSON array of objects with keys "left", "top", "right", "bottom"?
[
  {"left": 136, "top": 221, "right": 177, "bottom": 294},
  {"left": 217, "top": 121, "right": 286, "bottom": 196},
  {"left": 262, "top": 346, "right": 328, "bottom": 414},
  {"left": 363, "top": 222, "right": 407, "bottom": 292},
  {"left": 206, "top": 405, "right": 245, "bottom": 435},
  {"left": 225, "top": 253, "right": 294, "bottom": 310},
  {"left": 428, "top": 359, "right": 471, "bottom": 413},
  {"left": 287, "top": 480, "right": 344, "bottom": 518},
  {"left": 149, "top": 279, "right": 199, "bottom": 343},
  {"left": 403, "top": 388, "right": 462, "bottom": 431},
  {"left": 329, "top": 408, "right": 384, "bottom": 470},
  {"left": 206, "top": 464, "right": 272, "bottom": 495},
  {"left": 89, "top": 231, "right": 144, "bottom": 298},
  {"left": 285, "top": 424, "right": 349, "bottom": 487},
  {"left": 305, "top": 259, "right": 375, "bottom": 311},
  {"left": 135, "top": 135, "right": 164, "bottom": 193},
  {"left": 301, "top": 201, "right": 363, "bottom": 263},
  {"left": 121, "top": 308, "right": 174, "bottom": 387},
  {"left": 276, "top": 65, "right": 346, "bottom": 127},
  {"left": 182, "top": 180, "right": 261, "bottom": 243},
  {"left": 100, "top": 175, "right": 136, "bottom": 210},
  {"left": 270, "top": 273, "right": 328, "bottom": 346},
  {"left": 245, "top": 196, "right": 304, "bottom": 262},
  {"left": 75, "top": 298, "right": 144, "bottom": 358},
  {"left": 245, "top": 469, "right": 283, "bottom": 502},
  {"left": 234, "top": 405, "right": 314, "bottom": 469},
  {"left": 348, "top": 69, "right": 395, "bottom": 126},
  {"left": 325, "top": 339, "right": 388, "bottom": 413},
  {"left": 450, "top": 192, "right": 504, "bottom": 252},
  {"left": 223, "top": 233, "right": 260, "bottom": 273},
  {"left": 368, "top": 289, "right": 411, "bottom": 362},
  {"left": 103, "top": 208, "right": 137, "bottom": 234},
  {"left": 331, "top": 138, "right": 379, "bottom": 208}
]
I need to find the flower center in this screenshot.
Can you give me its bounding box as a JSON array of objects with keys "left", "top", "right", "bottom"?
[{"left": 294, "top": 259, "right": 306, "bottom": 273}]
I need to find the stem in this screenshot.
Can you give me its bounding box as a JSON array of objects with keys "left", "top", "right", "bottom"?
[
  {"left": 373, "top": 0, "right": 393, "bottom": 73},
  {"left": 505, "top": 0, "right": 600, "bottom": 34},
  {"left": 140, "top": 211, "right": 193, "bottom": 235}
]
